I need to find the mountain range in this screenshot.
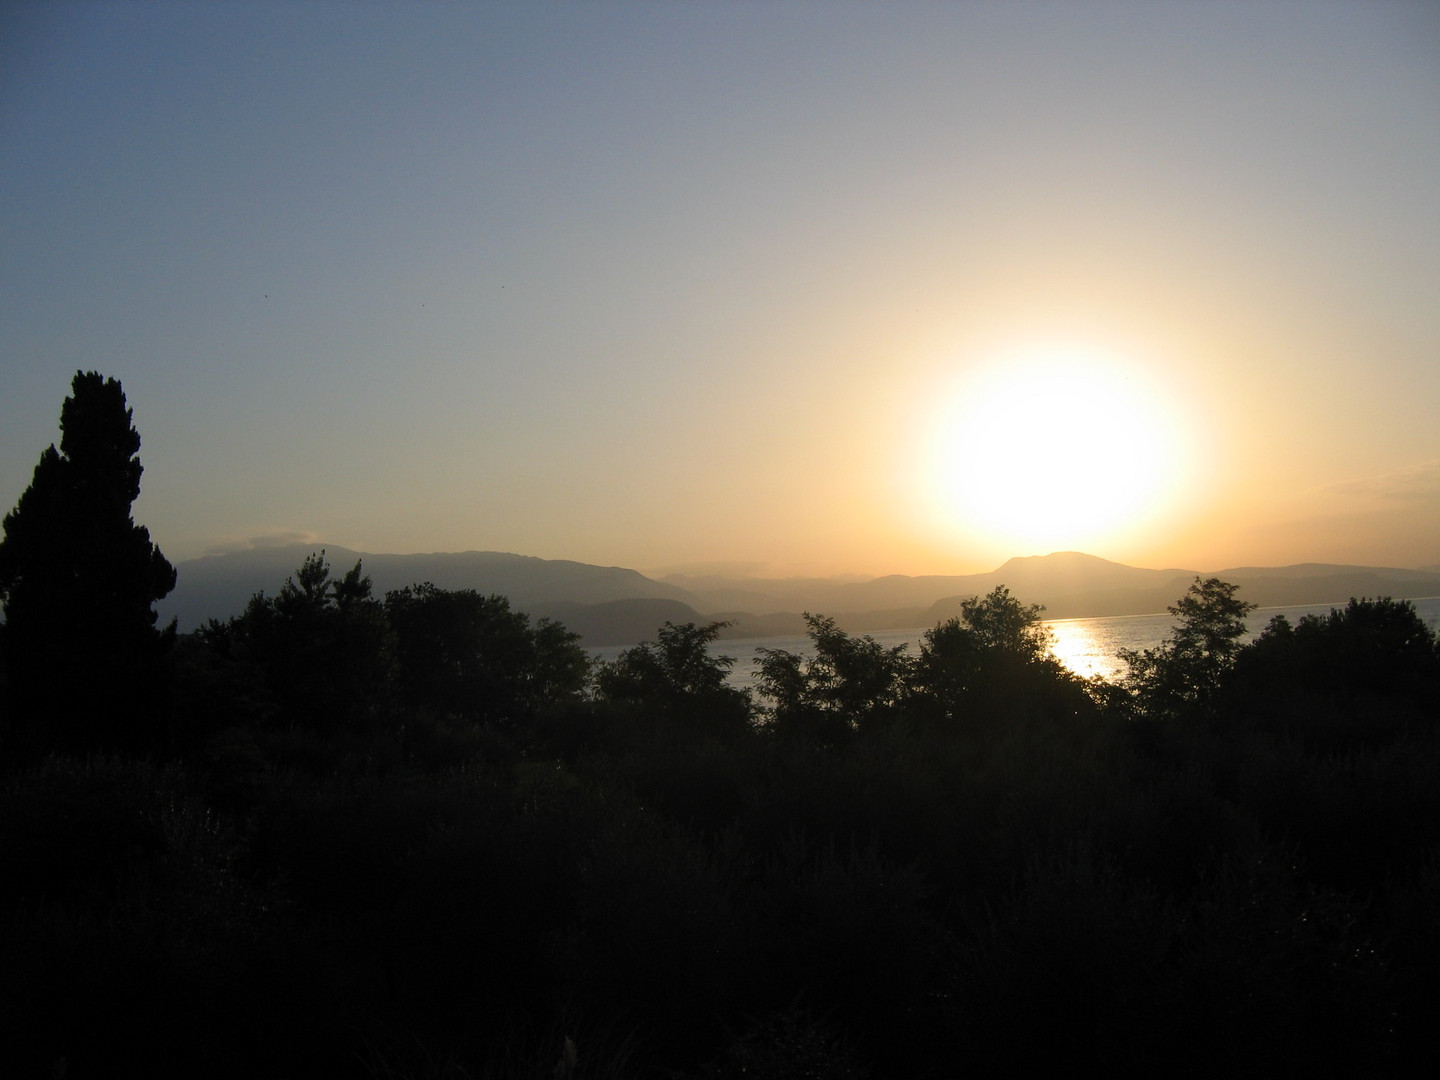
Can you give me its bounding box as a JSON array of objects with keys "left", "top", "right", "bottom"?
[{"left": 159, "top": 546, "right": 1440, "bottom": 646}]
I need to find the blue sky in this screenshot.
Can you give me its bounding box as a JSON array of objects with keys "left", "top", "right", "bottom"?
[{"left": 3, "top": 1, "right": 1438, "bottom": 575}]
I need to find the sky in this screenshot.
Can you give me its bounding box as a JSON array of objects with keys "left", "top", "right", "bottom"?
[{"left": 2, "top": 1, "right": 1438, "bottom": 578}]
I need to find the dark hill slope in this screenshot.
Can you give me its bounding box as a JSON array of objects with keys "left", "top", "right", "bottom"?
[{"left": 527, "top": 598, "right": 706, "bottom": 647}]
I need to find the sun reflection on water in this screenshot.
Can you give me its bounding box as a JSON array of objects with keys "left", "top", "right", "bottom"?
[{"left": 1047, "top": 618, "right": 1133, "bottom": 682}]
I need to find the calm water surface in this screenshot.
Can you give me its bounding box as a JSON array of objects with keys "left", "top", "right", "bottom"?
[{"left": 593, "top": 596, "right": 1440, "bottom": 688}]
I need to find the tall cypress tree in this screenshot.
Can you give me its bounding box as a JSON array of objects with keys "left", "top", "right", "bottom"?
[{"left": 0, "top": 372, "right": 177, "bottom": 755}]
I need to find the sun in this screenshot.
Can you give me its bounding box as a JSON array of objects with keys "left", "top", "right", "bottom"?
[{"left": 918, "top": 344, "right": 1188, "bottom": 556}]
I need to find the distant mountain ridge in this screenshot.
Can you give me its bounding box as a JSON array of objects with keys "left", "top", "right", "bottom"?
[
  {"left": 663, "top": 551, "right": 1193, "bottom": 616},
  {"left": 681, "top": 552, "right": 1440, "bottom": 631},
  {"left": 159, "top": 545, "right": 699, "bottom": 634},
  {"left": 161, "top": 545, "right": 1440, "bottom": 645}
]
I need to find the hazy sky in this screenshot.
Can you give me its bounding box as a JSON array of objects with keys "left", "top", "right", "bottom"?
[{"left": 3, "top": 1, "right": 1438, "bottom": 577}]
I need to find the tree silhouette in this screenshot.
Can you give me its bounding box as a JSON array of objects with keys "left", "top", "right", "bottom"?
[
  {"left": 903, "top": 586, "right": 1095, "bottom": 732},
  {"left": 0, "top": 372, "right": 176, "bottom": 755},
  {"left": 1226, "top": 596, "right": 1440, "bottom": 749},
  {"left": 1120, "top": 576, "right": 1254, "bottom": 718},
  {"left": 217, "top": 551, "right": 394, "bottom": 735},
  {"left": 596, "top": 621, "right": 753, "bottom": 734},
  {"left": 756, "top": 613, "right": 910, "bottom": 737},
  {"left": 385, "top": 581, "right": 589, "bottom": 727},
  {"left": 955, "top": 586, "right": 1052, "bottom": 659}
]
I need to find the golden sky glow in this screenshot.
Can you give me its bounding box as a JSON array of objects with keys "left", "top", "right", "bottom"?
[{"left": 2, "top": 3, "right": 1438, "bottom": 577}]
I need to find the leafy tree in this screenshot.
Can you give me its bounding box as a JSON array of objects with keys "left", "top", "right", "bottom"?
[
  {"left": 907, "top": 588, "right": 1045, "bottom": 710},
  {"left": 1120, "top": 577, "right": 1255, "bottom": 718},
  {"left": 384, "top": 582, "right": 590, "bottom": 726},
  {"left": 0, "top": 372, "right": 176, "bottom": 755},
  {"left": 528, "top": 615, "right": 595, "bottom": 711},
  {"left": 1227, "top": 596, "right": 1440, "bottom": 747},
  {"left": 596, "top": 621, "right": 753, "bottom": 734},
  {"left": 217, "top": 551, "right": 394, "bottom": 735},
  {"left": 1274, "top": 596, "right": 1436, "bottom": 689},
  {"left": 756, "top": 613, "right": 911, "bottom": 737},
  {"left": 957, "top": 585, "right": 1053, "bottom": 659},
  {"left": 906, "top": 586, "right": 1086, "bottom": 729}
]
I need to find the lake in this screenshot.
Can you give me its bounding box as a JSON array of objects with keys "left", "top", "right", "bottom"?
[{"left": 592, "top": 595, "right": 1440, "bottom": 688}]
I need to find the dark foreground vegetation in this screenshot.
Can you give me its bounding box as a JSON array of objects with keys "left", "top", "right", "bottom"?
[{"left": 3, "top": 375, "right": 1439, "bottom": 1078}]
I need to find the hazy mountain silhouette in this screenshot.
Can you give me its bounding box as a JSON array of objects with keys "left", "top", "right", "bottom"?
[
  {"left": 1203, "top": 564, "right": 1440, "bottom": 610},
  {"left": 920, "top": 554, "right": 1440, "bottom": 623},
  {"left": 163, "top": 545, "right": 1440, "bottom": 644},
  {"left": 682, "top": 552, "right": 1440, "bottom": 628},
  {"left": 663, "top": 552, "right": 1188, "bottom": 615},
  {"left": 666, "top": 552, "right": 1188, "bottom": 623},
  {"left": 922, "top": 552, "right": 1198, "bottom": 622},
  {"left": 161, "top": 544, "right": 699, "bottom": 631},
  {"left": 527, "top": 598, "right": 706, "bottom": 646}
]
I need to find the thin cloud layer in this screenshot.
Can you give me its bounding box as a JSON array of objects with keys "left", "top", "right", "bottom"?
[
  {"left": 1326, "top": 461, "right": 1440, "bottom": 503},
  {"left": 203, "top": 530, "right": 326, "bottom": 557}
]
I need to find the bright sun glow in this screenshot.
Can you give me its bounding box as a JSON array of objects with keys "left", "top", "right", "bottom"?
[{"left": 919, "top": 344, "right": 1188, "bottom": 555}]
